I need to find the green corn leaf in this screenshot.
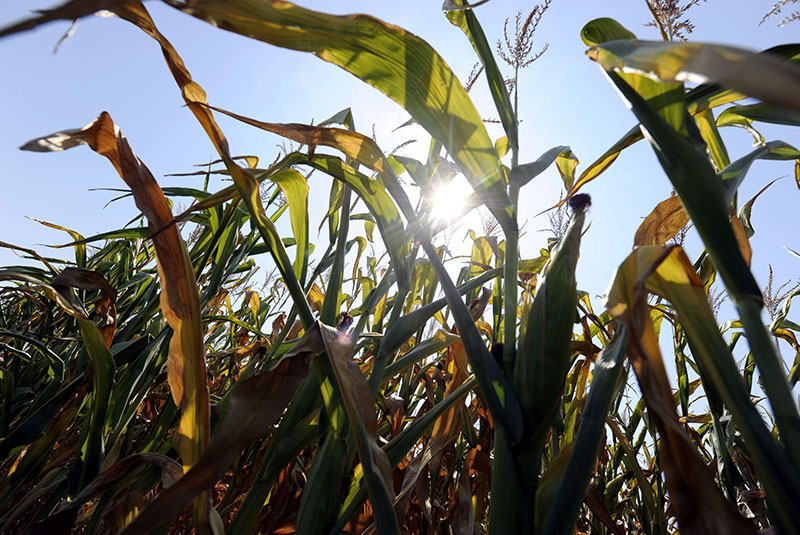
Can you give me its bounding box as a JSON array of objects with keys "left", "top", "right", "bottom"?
[
  {"left": 588, "top": 39, "right": 800, "bottom": 113},
  {"left": 268, "top": 169, "right": 310, "bottom": 285},
  {"left": 513, "top": 201, "right": 587, "bottom": 488},
  {"left": 605, "top": 71, "right": 800, "bottom": 471},
  {"left": 542, "top": 329, "right": 627, "bottom": 535},
  {"left": 719, "top": 141, "right": 800, "bottom": 205},
  {"left": 445, "top": 0, "right": 518, "bottom": 153},
  {"left": 718, "top": 103, "right": 800, "bottom": 127},
  {"left": 167, "top": 0, "right": 515, "bottom": 231},
  {"left": 509, "top": 146, "right": 569, "bottom": 188},
  {"left": 693, "top": 108, "right": 730, "bottom": 171}
]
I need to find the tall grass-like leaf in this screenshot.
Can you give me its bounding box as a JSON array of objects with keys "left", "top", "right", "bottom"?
[
  {"left": 542, "top": 329, "right": 627, "bottom": 535},
  {"left": 445, "top": 1, "right": 518, "bottom": 152},
  {"left": 608, "top": 246, "right": 800, "bottom": 532},
  {"left": 268, "top": 169, "right": 310, "bottom": 285},
  {"left": 693, "top": 108, "right": 730, "bottom": 171},
  {"left": 606, "top": 247, "right": 759, "bottom": 534},
  {"left": 21, "top": 113, "right": 211, "bottom": 476},
  {"left": 165, "top": 0, "right": 515, "bottom": 231},
  {"left": 603, "top": 70, "right": 800, "bottom": 470}
]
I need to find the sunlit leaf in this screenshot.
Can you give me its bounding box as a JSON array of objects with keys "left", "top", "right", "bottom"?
[
  {"left": 588, "top": 39, "right": 800, "bottom": 113},
  {"left": 634, "top": 195, "right": 689, "bottom": 246}
]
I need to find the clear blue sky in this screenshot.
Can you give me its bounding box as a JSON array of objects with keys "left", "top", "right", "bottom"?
[{"left": 0, "top": 1, "right": 798, "bottom": 362}]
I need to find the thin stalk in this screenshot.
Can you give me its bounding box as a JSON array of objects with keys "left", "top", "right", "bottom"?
[
  {"left": 503, "top": 212, "right": 519, "bottom": 373},
  {"left": 503, "top": 65, "right": 521, "bottom": 375}
]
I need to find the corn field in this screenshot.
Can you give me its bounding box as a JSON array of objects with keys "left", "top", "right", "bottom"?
[{"left": 1, "top": 1, "right": 799, "bottom": 534}]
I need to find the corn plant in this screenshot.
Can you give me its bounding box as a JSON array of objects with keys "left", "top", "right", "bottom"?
[{"left": 1, "top": 1, "right": 799, "bottom": 534}]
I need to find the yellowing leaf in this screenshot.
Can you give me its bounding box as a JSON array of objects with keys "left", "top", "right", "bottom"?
[
  {"left": 606, "top": 246, "right": 759, "bottom": 534},
  {"left": 21, "top": 113, "right": 209, "bottom": 472},
  {"left": 634, "top": 195, "right": 689, "bottom": 246}
]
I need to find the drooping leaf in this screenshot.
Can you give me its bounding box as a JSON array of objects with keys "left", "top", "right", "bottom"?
[
  {"left": 509, "top": 146, "right": 570, "bottom": 188},
  {"left": 119, "top": 322, "right": 326, "bottom": 534},
  {"left": 718, "top": 141, "right": 800, "bottom": 205},
  {"left": 607, "top": 246, "right": 800, "bottom": 533},
  {"left": 314, "top": 323, "right": 400, "bottom": 534},
  {"left": 21, "top": 112, "right": 210, "bottom": 472},
  {"left": 718, "top": 102, "right": 800, "bottom": 127},
  {"left": 28, "top": 218, "right": 87, "bottom": 268}
]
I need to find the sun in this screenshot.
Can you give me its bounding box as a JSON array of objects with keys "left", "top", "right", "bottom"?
[{"left": 428, "top": 177, "right": 471, "bottom": 224}]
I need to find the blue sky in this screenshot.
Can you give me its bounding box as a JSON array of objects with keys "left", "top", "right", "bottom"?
[{"left": 0, "top": 0, "right": 798, "bottom": 352}]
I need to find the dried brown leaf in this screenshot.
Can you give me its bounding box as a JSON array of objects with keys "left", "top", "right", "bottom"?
[{"left": 634, "top": 195, "right": 689, "bottom": 246}]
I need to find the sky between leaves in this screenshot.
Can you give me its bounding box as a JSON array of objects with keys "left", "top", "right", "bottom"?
[{"left": 0, "top": 0, "right": 798, "bottom": 377}]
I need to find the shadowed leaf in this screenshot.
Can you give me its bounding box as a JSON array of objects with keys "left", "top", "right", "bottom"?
[
  {"left": 119, "top": 322, "right": 327, "bottom": 534},
  {"left": 606, "top": 246, "right": 768, "bottom": 534}
]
